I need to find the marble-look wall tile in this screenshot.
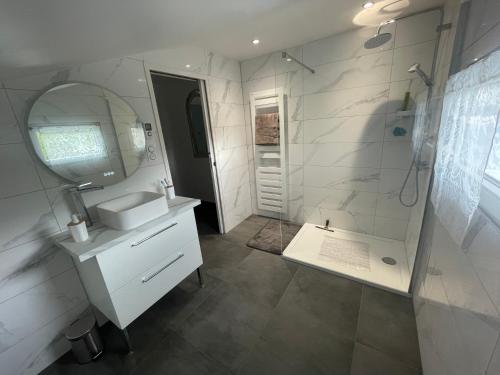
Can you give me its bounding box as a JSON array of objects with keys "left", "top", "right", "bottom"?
[
  {"left": 375, "top": 192, "right": 412, "bottom": 220},
  {"left": 304, "top": 166, "right": 380, "bottom": 192},
  {"left": 303, "top": 84, "right": 389, "bottom": 119},
  {"left": 303, "top": 50, "right": 393, "bottom": 94},
  {"left": 394, "top": 10, "right": 441, "bottom": 48},
  {"left": 241, "top": 47, "right": 302, "bottom": 82},
  {"left": 0, "top": 192, "right": 60, "bottom": 252},
  {"left": 0, "top": 302, "right": 88, "bottom": 375},
  {"left": 206, "top": 52, "right": 242, "bottom": 82},
  {"left": 0, "top": 90, "right": 23, "bottom": 145},
  {"left": 0, "top": 239, "right": 73, "bottom": 304},
  {"left": 0, "top": 144, "right": 43, "bottom": 198},
  {"left": 373, "top": 216, "right": 408, "bottom": 241},
  {"left": 304, "top": 206, "right": 374, "bottom": 234},
  {"left": 302, "top": 23, "right": 396, "bottom": 67},
  {"left": 391, "top": 40, "right": 436, "bottom": 82},
  {"left": 209, "top": 102, "right": 245, "bottom": 128},
  {"left": 303, "top": 142, "right": 382, "bottom": 168},
  {"left": 208, "top": 77, "right": 243, "bottom": 104},
  {"left": 381, "top": 141, "right": 412, "bottom": 169},
  {"left": 304, "top": 187, "right": 377, "bottom": 216},
  {"left": 0, "top": 269, "right": 87, "bottom": 354},
  {"left": 303, "top": 115, "right": 385, "bottom": 143}
]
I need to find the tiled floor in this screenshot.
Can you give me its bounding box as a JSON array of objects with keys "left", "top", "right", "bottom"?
[{"left": 42, "top": 216, "right": 422, "bottom": 375}]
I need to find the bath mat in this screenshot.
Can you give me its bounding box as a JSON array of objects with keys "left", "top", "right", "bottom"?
[{"left": 247, "top": 219, "right": 302, "bottom": 255}]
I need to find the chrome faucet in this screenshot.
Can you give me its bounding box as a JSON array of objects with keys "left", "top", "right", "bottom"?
[{"left": 66, "top": 182, "right": 104, "bottom": 227}]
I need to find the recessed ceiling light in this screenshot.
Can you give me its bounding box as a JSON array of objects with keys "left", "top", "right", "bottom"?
[
  {"left": 185, "top": 64, "right": 191, "bottom": 68},
  {"left": 252, "top": 39, "right": 260, "bottom": 45},
  {"left": 362, "top": 1, "right": 374, "bottom": 9}
]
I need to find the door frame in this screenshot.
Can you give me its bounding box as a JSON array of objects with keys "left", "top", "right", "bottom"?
[{"left": 144, "top": 63, "right": 225, "bottom": 233}]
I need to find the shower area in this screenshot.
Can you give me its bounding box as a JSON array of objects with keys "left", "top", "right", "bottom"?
[{"left": 242, "top": 8, "right": 442, "bottom": 294}]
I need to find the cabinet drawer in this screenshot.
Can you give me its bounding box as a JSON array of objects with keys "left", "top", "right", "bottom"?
[
  {"left": 97, "top": 209, "right": 198, "bottom": 293},
  {"left": 109, "top": 239, "right": 203, "bottom": 328}
]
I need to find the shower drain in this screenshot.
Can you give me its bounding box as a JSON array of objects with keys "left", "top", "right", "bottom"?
[{"left": 382, "top": 257, "right": 397, "bottom": 266}]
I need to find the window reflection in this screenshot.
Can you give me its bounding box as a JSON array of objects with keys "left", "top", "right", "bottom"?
[{"left": 29, "top": 123, "right": 107, "bottom": 166}]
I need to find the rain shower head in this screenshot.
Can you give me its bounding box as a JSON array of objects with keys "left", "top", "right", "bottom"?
[
  {"left": 364, "top": 32, "right": 392, "bottom": 49},
  {"left": 408, "top": 63, "right": 433, "bottom": 87},
  {"left": 364, "top": 20, "right": 394, "bottom": 49}
]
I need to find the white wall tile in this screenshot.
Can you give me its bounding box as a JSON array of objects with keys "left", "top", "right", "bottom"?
[
  {"left": 207, "top": 52, "right": 242, "bottom": 82},
  {"left": 302, "top": 23, "right": 396, "bottom": 67},
  {"left": 391, "top": 40, "right": 436, "bottom": 82},
  {"left": 304, "top": 166, "right": 380, "bottom": 192},
  {"left": 0, "top": 90, "right": 22, "bottom": 145},
  {"left": 0, "top": 144, "right": 43, "bottom": 198},
  {"left": 395, "top": 10, "right": 441, "bottom": 48},
  {"left": 0, "top": 269, "right": 87, "bottom": 355},
  {"left": 373, "top": 216, "right": 408, "bottom": 240},
  {"left": 0, "top": 191, "right": 60, "bottom": 252},
  {"left": 304, "top": 187, "right": 377, "bottom": 215},
  {"left": 208, "top": 77, "right": 243, "bottom": 104},
  {"left": 303, "top": 142, "right": 382, "bottom": 168},
  {"left": 304, "top": 206, "right": 374, "bottom": 234},
  {"left": 0, "top": 240, "right": 73, "bottom": 303},
  {"left": 303, "top": 84, "right": 389, "bottom": 119},
  {"left": 303, "top": 50, "right": 393, "bottom": 94},
  {"left": 303, "top": 115, "right": 385, "bottom": 143},
  {"left": 381, "top": 141, "right": 412, "bottom": 169},
  {"left": 375, "top": 192, "right": 412, "bottom": 220}
]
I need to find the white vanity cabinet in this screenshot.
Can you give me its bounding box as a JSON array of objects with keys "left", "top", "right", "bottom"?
[{"left": 57, "top": 197, "right": 202, "bottom": 332}]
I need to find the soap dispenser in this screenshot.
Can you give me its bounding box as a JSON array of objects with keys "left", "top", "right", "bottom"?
[{"left": 67, "top": 214, "right": 89, "bottom": 242}]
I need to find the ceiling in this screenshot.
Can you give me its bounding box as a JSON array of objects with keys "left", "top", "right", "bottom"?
[{"left": 0, "top": 0, "right": 444, "bottom": 79}]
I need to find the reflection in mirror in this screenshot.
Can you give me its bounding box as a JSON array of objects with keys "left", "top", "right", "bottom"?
[{"left": 28, "top": 83, "right": 146, "bottom": 186}]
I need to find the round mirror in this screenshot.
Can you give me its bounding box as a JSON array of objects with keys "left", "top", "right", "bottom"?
[{"left": 27, "top": 82, "right": 146, "bottom": 186}]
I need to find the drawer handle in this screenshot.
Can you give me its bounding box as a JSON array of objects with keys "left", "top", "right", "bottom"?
[
  {"left": 131, "top": 222, "right": 178, "bottom": 247},
  {"left": 141, "top": 252, "right": 184, "bottom": 283}
]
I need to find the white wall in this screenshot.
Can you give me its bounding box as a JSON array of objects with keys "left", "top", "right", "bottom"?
[
  {"left": 413, "top": 0, "right": 500, "bottom": 374},
  {"left": 241, "top": 9, "right": 441, "bottom": 243},
  {"left": 0, "top": 46, "right": 251, "bottom": 375}
]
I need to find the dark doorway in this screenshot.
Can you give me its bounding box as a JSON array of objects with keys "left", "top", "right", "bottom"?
[{"left": 151, "top": 72, "right": 220, "bottom": 235}]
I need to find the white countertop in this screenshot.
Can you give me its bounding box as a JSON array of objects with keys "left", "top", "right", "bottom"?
[{"left": 56, "top": 196, "right": 201, "bottom": 262}]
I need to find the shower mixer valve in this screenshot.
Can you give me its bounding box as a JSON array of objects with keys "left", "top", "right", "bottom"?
[{"left": 316, "top": 219, "right": 335, "bottom": 232}]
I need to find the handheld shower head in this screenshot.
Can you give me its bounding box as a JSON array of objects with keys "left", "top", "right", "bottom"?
[{"left": 408, "top": 63, "right": 433, "bottom": 87}]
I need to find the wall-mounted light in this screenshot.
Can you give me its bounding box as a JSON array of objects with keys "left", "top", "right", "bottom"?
[
  {"left": 252, "top": 39, "right": 260, "bottom": 45},
  {"left": 362, "top": 1, "right": 374, "bottom": 9}
]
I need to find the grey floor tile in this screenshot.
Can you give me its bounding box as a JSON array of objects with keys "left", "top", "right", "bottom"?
[
  {"left": 356, "top": 286, "right": 421, "bottom": 369},
  {"left": 200, "top": 236, "right": 252, "bottom": 276},
  {"left": 239, "top": 324, "right": 354, "bottom": 375},
  {"left": 222, "top": 220, "right": 266, "bottom": 247},
  {"left": 350, "top": 343, "right": 422, "bottom": 375},
  {"left": 270, "top": 266, "right": 362, "bottom": 341},
  {"left": 130, "top": 329, "right": 230, "bottom": 375},
  {"left": 222, "top": 250, "right": 298, "bottom": 308},
  {"left": 139, "top": 271, "right": 221, "bottom": 330},
  {"left": 176, "top": 283, "right": 274, "bottom": 371}
]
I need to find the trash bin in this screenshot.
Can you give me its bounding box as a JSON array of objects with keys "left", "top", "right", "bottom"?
[{"left": 64, "top": 315, "right": 103, "bottom": 363}]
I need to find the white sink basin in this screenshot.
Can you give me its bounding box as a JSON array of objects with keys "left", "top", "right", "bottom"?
[{"left": 97, "top": 191, "right": 169, "bottom": 230}]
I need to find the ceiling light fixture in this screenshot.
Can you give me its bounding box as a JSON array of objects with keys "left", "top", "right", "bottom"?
[
  {"left": 362, "top": 1, "right": 374, "bottom": 9},
  {"left": 185, "top": 64, "right": 191, "bottom": 68},
  {"left": 252, "top": 39, "right": 260, "bottom": 45}
]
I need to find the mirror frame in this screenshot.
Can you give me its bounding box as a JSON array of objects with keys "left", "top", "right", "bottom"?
[{"left": 24, "top": 81, "right": 147, "bottom": 186}]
